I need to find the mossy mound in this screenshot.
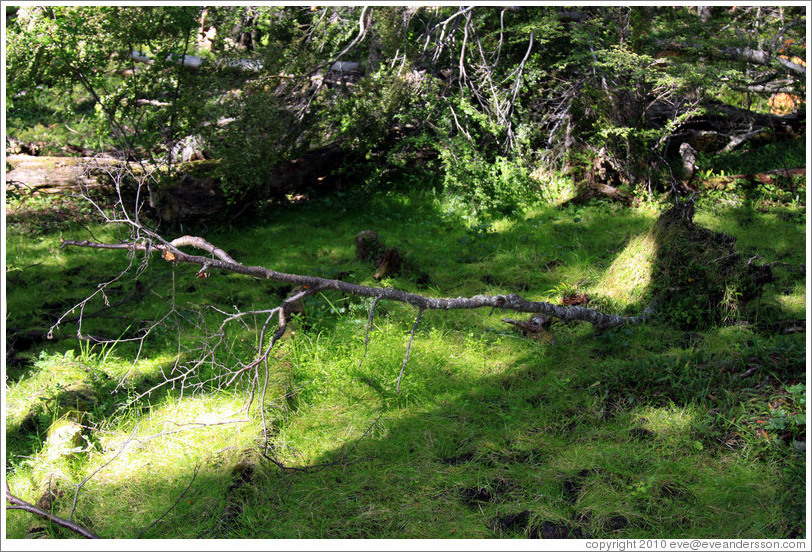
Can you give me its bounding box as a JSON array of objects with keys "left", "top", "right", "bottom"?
[{"left": 650, "top": 202, "right": 772, "bottom": 330}]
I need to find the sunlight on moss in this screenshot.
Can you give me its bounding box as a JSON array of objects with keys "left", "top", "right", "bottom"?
[
  {"left": 596, "top": 230, "right": 656, "bottom": 309},
  {"left": 634, "top": 404, "right": 700, "bottom": 440}
]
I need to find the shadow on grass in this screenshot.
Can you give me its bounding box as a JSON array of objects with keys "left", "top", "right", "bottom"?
[
  {"left": 272, "top": 324, "right": 805, "bottom": 539},
  {"left": 5, "top": 190, "right": 805, "bottom": 539}
]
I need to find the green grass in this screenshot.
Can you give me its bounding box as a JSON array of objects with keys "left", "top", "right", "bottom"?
[{"left": 4, "top": 184, "right": 806, "bottom": 539}]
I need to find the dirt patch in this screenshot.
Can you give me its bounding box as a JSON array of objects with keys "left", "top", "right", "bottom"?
[
  {"left": 442, "top": 451, "right": 475, "bottom": 465},
  {"left": 630, "top": 427, "right": 656, "bottom": 440},
  {"left": 560, "top": 468, "right": 599, "bottom": 505},
  {"left": 488, "top": 510, "right": 531, "bottom": 533},
  {"left": 604, "top": 514, "right": 629, "bottom": 531},
  {"left": 459, "top": 476, "right": 518, "bottom": 508},
  {"left": 489, "top": 510, "right": 587, "bottom": 538},
  {"left": 459, "top": 487, "right": 493, "bottom": 506}
]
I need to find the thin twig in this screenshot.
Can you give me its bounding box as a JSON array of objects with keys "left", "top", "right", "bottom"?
[
  {"left": 136, "top": 464, "right": 200, "bottom": 538},
  {"left": 397, "top": 307, "right": 424, "bottom": 393},
  {"left": 358, "top": 296, "right": 380, "bottom": 369},
  {"left": 69, "top": 423, "right": 140, "bottom": 521},
  {"left": 262, "top": 413, "right": 383, "bottom": 473}
]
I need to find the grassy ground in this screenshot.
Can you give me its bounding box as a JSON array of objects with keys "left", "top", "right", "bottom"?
[{"left": 4, "top": 176, "right": 807, "bottom": 539}]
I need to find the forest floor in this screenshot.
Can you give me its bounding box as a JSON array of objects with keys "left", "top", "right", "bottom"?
[{"left": 4, "top": 164, "right": 807, "bottom": 540}]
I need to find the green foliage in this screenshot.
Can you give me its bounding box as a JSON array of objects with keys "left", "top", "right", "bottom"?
[
  {"left": 7, "top": 5, "right": 807, "bottom": 212},
  {"left": 213, "top": 86, "right": 289, "bottom": 203},
  {"left": 438, "top": 138, "right": 537, "bottom": 219},
  {"left": 5, "top": 4, "right": 809, "bottom": 538},
  {"left": 7, "top": 6, "right": 202, "bottom": 152}
]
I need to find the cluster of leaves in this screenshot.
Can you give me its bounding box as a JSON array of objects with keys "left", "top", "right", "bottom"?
[
  {"left": 7, "top": 6, "right": 203, "bottom": 156},
  {"left": 439, "top": 139, "right": 535, "bottom": 219}
]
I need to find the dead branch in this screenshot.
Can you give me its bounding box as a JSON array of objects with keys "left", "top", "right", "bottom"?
[
  {"left": 261, "top": 413, "right": 384, "bottom": 474},
  {"left": 6, "top": 482, "right": 100, "bottom": 539},
  {"left": 136, "top": 464, "right": 200, "bottom": 538},
  {"left": 60, "top": 236, "right": 653, "bottom": 328},
  {"left": 59, "top": 232, "right": 653, "bottom": 395},
  {"left": 397, "top": 308, "right": 425, "bottom": 393}
]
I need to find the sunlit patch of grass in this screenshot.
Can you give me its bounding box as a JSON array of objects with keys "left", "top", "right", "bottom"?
[
  {"left": 92, "top": 350, "right": 179, "bottom": 384},
  {"left": 5, "top": 350, "right": 92, "bottom": 424},
  {"left": 530, "top": 169, "right": 579, "bottom": 206},
  {"left": 596, "top": 230, "right": 657, "bottom": 310},
  {"left": 633, "top": 404, "right": 702, "bottom": 443},
  {"left": 565, "top": 443, "right": 781, "bottom": 538},
  {"left": 771, "top": 285, "right": 806, "bottom": 318},
  {"left": 701, "top": 324, "right": 757, "bottom": 354},
  {"left": 6, "top": 386, "right": 263, "bottom": 538},
  {"left": 694, "top": 206, "right": 805, "bottom": 263}
]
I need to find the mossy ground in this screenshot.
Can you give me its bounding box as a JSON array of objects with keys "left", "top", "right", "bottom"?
[{"left": 4, "top": 182, "right": 806, "bottom": 540}]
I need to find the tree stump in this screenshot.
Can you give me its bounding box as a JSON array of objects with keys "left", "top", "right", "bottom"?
[
  {"left": 374, "top": 247, "right": 402, "bottom": 280},
  {"left": 354, "top": 230, "right": 383, "bottom": 261}
]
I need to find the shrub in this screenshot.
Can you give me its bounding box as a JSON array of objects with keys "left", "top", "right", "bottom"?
[{"left": 439, "top": 138, "right": 536, "bottom": 218}]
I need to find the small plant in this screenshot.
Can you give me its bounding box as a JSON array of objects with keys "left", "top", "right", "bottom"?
[
  {"left": 438, "top": 136, "right": 537, "bottom": 219},
  {"left": 764, "top": 383, "right": 806, "bottom": 447},
  {"left": 547, "top": 281, "right": 580, "bottom": 299},
  {"left": 720, "top": 284, "right": 742, "bottom": 324}
]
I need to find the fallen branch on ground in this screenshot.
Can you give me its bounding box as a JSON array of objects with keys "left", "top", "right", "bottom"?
[
  {"left": 5, "top": 483, "right": 100, "bottom": 539},
  {"left": 58, "top": 233, "right": 655, "bottom": 396},
  {"left": 60, "top": 235, "right": 654, "bottom": 329}
]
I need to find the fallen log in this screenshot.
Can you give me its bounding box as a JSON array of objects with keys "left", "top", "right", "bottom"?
[
  {"left": 698, "top": 167, "right": 805, "bottom": 190},
  {"left": 5, "top": 154, "right": 139, "bottom": 194},
  {"left": 5, "top": 145, "right": 348, "bottom": 223}
]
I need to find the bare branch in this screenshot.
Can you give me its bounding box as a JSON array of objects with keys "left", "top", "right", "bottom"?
[
  {"left": 61, "top": 236, "right": 653, "bottom": 329},
  {"left": 6, "top": 482, "right": 100, "bottom": 539},
  {"left": 69, "top": 423, "right": 141, "bottom": 521},
  {"left": 397, "top": 307, "right": 425, "bottom": 393},
  {"left": 136, "top": 464, "right": 200, "bottom": 538},
  {"left": 358, "top": 296, "right": 380, "bottom": 369}
]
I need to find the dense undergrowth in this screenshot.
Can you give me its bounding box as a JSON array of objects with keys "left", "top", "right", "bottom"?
[{"left": 4, "top": 159, "right": 807, "bottom": 539}]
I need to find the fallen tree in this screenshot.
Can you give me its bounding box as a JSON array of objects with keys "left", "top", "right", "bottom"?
[
  {"left": 5, "top": 144, "right": 347, "bottom": 223},
  {"left": 60, "top": 235, "right": 653, "bottom": 328},
  {"left": 58, "top": 229, "right": 656, "bottom": 394}
]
